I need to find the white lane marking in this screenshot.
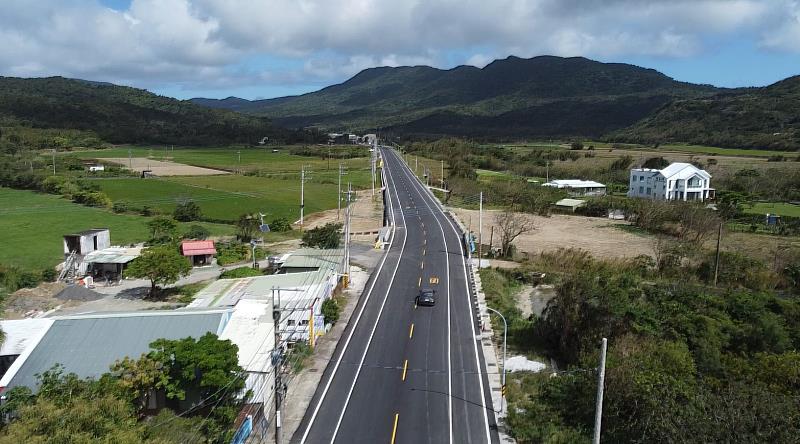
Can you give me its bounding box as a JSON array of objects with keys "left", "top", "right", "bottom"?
[
  {"left": 300, "top": 148, "right": 404, "bottom": 443},
  {"left": 328, "top": 148, "right": 411, "bottom": 443},
  {"left": 393, "top": 149, "right": 492, "bottom": 444},
  {"left": 391, "top": 150, "right": 454, "bottom": 444}
]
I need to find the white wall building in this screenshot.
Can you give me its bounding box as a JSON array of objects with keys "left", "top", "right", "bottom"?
[
  {"left": 543, "top": 179, "right": 606, "bottom": 197},
  {"left": 627, "top": 162, "right": 714, "bottom": 201}
]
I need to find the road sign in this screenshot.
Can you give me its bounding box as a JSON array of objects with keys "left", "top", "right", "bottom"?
[{"left": 259, "top": 223, "right": 271, "bottom": 233}]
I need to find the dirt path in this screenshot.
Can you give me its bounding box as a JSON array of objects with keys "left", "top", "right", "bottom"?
[
  {"left": 103, "top": 157, "right": 230, "bottom": 176},
  {"left": 453, "top": 209, "right": 654, "bottom": 259}
]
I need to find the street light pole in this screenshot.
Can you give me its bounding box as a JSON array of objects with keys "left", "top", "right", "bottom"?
[{"left": 486, "top": 306, "right": 507, "bottom": 413}]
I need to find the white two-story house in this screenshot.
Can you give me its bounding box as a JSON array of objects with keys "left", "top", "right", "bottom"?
[{"left": 627, "top": 162, "right": 714, "bottom": 201}]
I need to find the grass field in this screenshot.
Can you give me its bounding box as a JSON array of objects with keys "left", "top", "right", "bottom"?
[
  {"left": 85, "top": 175, "right": 339, "bottom": 223},
  {"left": 70, "top": 145, "right": 372, "bottom": 182},
  {"left": 0, "top": 187, "right": 234, "bottom": 269},
  {"left": 745, "top": 202, "right": 800, "bottom": 217}
]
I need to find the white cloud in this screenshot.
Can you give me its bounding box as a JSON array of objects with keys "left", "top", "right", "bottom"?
[{"left": 0, "top": 0, "right": 797, "bottom": 94}]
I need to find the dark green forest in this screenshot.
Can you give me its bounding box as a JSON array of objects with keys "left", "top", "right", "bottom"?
[
  {"left": 0, "top": 76, "right": 322, "bottom": 148},
  {"left": 193, "top": 56, "right": 800, "bottom": 151}
]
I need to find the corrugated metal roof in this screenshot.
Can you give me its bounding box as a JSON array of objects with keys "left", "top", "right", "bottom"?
[
  {"left": 543, "top": 179, "right": 605, "bottom": 188},
  {"left": 4, "top": 310, "right": 229, "bottom": 392},
  {"left": 189, "top": 270, "right": 332, "bottom": 308},
  {"left": 280, "top": 248, "right": 344, "bottom": 270},
  {"left": 555, "top": 198, "right": 586, "bottom": 208},
  {"left": 83, "top": 247, "right": 142, "bottom": 264}
]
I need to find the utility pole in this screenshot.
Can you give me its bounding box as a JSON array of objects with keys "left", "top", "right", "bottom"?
[
  {"left": 713, "top": 222, "right": 722, "bottom": 286},
  {"left": 300, "top": 166, "right": 307, "bottom": 227},
  {"left": 489, "top": 225, "right": 494, "bottom": 256},
  {"left": 415, "top": 156, "right": 418, "bottom": 174},
  {"left": 272, "top": 288, "right": 284, "bottom": 444},
  {"left": 344, "top": 182, "right": 353, "bottom": 287},
  {"left": 546, "top": 160, "right": 550, "bottom": 183},
  {"left": 52, "top": 150, "right": 56, "bottom": 175},
  {"left": 128, "top": 148, "right": 132, "bottom": 169},
  {"left": 478, "top": 191, "right": 483, "bottom": 266},
  {"left": 441, "top": 160, "right": 445, "bottom": 189},
  {"left": 237, "top": 150, "right": 241, "bottom": 175},
  {"left": 337, "top": 163, "right": 346, "bottom": 221},
  {"left": 593, "top": 338, "right": 608, "bottom": 444}
]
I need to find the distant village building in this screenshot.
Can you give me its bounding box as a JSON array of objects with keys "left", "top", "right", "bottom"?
[
  {"left": 543, "top": 179, "right": 606, "bottom": 196},
  {"left": 628, "top": 162, "right": 714, "bottom": 201},
  {"left": 181, "top": 240, "right": 217, "bottom": 266}
]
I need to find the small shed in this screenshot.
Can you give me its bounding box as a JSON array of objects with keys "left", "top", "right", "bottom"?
[
  {"left": 554, "top": 198, "right": 586, "bottom": 213},
  {"left": 84, "top": 246, "right": 142, "bottom": 282},
  {"left": 181, "top": 240, "right": 217, "bottom": 266},
  {"left": 63, "top": 229, "right": 111, "bottom": 275}
]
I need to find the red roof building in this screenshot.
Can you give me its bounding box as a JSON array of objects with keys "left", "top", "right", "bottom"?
[{"left": 181, "top": 240, "right": 217, "bottom": 266}]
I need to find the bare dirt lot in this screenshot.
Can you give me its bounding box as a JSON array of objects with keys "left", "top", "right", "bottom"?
[
  {"left": 452, "top": 209, "right": 654, "bottom": 260},
  {"left": 104, "top": 158, "right": 230, "bottom": 176},
  {"left": 302, "top": 190, "right": 384, "bottom": 239}
]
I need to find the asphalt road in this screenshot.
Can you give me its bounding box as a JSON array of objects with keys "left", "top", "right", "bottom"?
[{"left": 293, "top": 148, "right": 499, "bottom": 444}]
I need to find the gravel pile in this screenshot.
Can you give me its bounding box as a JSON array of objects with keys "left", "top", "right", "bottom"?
[{"left": 55, "top": 285, "right": 104, "bottom": 302}]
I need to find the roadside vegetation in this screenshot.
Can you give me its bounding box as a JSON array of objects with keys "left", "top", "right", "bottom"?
[
  {"left": 0, "top": 334, "right": 245, "bottom": 443},
  {"left": 481, "top": 247, "right": 800, "bottom": 443}
]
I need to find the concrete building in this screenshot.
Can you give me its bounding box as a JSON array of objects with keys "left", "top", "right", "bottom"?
[
  {"left": 190, "top": 267, "right": 340, "bottom": 344},
  {"left": 181, "top": 240, "right": 217, "bottom": 266},
  {"left": 628, "top": 162, "right": 714, "bottom": 201},
  {"left": 543, "top": 179, "right": 606, "bottom": 196},
  {"left": 63, "top": 229, "right": 111, "bottom": 275},
  {"left": 278, "top": 248, "right": 345, "bottom": 274}
]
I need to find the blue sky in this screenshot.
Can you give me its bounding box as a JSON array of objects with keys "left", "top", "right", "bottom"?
[{"left": 3, "top": 0, "right": 800, "bottom": 100}]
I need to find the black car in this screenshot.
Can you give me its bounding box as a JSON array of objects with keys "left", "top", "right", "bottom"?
[{"left": 416, "top": 288, "right": 436, "bottom": 306}]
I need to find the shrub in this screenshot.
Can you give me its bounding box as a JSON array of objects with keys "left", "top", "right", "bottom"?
[
  {"left": 216, "top": 243, "right": 250, "bottom": 266},
  {"left": 302, "top": 223, "right": 342, "bottom": 249},
  {"left": 173, "top": 200, "right": 202, "bottom": 222},
  {"left": 111, "top": 201, "right": 129, "bottom": 213},
  {"left": 219, "top": 267, "right": 263, "bottom": 279},
  {"left": 322, "top": 298, "right": 341, "bottom": 325},
  {"left": 183, "top": 224, "right": 210, "bottom": 240},
  {"left": 269, "top": 217, "right": 292, "bottom": 232}
]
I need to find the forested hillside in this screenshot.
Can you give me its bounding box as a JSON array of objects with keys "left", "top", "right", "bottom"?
[
  {"left": 609, "top": 76, "right": 800, "bottom": 150},
  {"left": 0, "top": 76, "right": 321, "bottom": 148},
  {"left": 192, "top": 56, "right": 718, "bottom": 138}
]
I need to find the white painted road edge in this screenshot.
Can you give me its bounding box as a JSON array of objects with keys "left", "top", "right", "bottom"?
[{"left": 299, "top": 150, "right": 403, "bottom": 443}]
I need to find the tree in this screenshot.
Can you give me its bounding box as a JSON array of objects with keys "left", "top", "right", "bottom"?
[
  {"left": 146, "top": 216, "right": 178, "bottom": 244},
  {"left": 302, "top": 223, "right": 343, "bottom": 249},
  {"left": 173, "top": 200, "right": 201, "bottom": 222},
  {"left": 675, "top": 203, "right": 720, "bottom": 244},
  {"left": 236, "top": 213, "right": 260, "bottom": 242},
  {"left": 183, "top": 224, "right": 210, "bottom": 240},
  {"left": 126, "top": 245, "right": 191, "bottom": 297},
  {"left": 147, "top": 333, "right": 245, "bottom": 440},
  {"left": 569, "top": 141, "right": 584, "bottom": 150},
  {"left": 641, "top": 156, "right": 670, "bottom": 169},
  {"left": 494, "top": 209, "right": 535, "bottom": 258}
]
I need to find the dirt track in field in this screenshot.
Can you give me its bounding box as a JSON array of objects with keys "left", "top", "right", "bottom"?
[{"left": 104, "top": 158, "right": 230, "bottom": 176}]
